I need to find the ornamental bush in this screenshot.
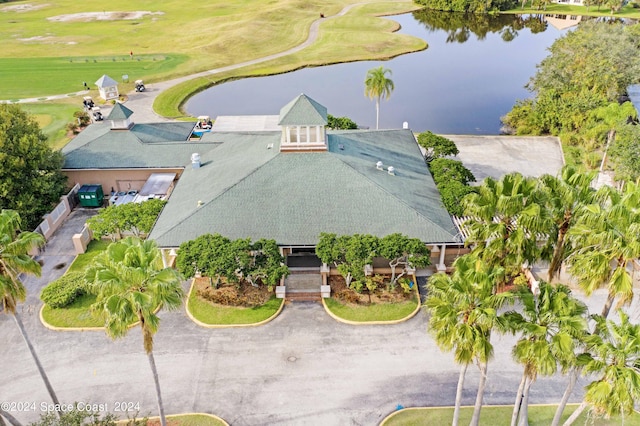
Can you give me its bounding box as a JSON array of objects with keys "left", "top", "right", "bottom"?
[{"left": 40, "top": 272, "right": 87, "bottom": 308}]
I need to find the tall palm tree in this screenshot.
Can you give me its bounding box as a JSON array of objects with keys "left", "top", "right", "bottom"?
[
  {"left": 0, "top": 210, "right": 60, "bottom": 411},
  {"left": 505, "top": 282, "right": 588, "bottom": 426},
  {"left": 85, "top": 237, "right": 184, "bottom": 426},
  {"left": 364, "top": 66, "right": 394, "bottom": 130},
  {"left": 538, "top": 166, "right": 596, "bottom": 282},
  {"left": 426, "top": 254, "right": 512, "bottom": 426},
  {"left": 463, "top": 173, "right": 551, "bottom": 289},
  {"left": 563, "top": 311, "right": 640, "bottom": 425},
  {"left": 566, "top": 181, "right": 640, "bottom": 319}
]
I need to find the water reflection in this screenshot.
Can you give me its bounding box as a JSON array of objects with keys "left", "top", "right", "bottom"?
[
  {"left": 411, "top": 10, "right": 549, "bottom": 43},
  {"left": 185, "top": 11, "right": 567, "bottom": 134}
]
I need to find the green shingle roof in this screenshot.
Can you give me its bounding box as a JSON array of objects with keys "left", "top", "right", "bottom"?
[
  {"left": 149, "top": 129, "right": 458, "bottom": 247},
  {"left": 278, "top": 94, "right": 327, "bottom": 126},
  {"left": 107, "top": 103, "right": 134, "bottom": 121},
  {"left": 62, "top": 122, "right": 215, "bottom": 169}
]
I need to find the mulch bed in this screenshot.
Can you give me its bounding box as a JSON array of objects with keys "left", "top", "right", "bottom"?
[
  {"left": 329, "top": 275, "right": 415, "bottom": 305},
  {"left": 193, "top": 276, "right": 271, "bottom": 307}
]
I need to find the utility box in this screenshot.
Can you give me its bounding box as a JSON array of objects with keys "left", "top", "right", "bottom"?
[{"left": 77, "top": 184, "right": 104, "bottom": 207}]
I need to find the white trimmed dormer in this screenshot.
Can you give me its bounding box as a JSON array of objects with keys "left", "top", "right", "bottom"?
[
  {"left": 106, "top": 103, "right": 134, "bottom": 130},
  {"left": 278, "top": 94, "right": 328, "bottom": 152}
]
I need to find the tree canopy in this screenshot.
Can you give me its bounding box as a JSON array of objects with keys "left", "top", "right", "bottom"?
[
  {"left": 0, "top": 104, "right": 67, "bottom": 230},
  {"left": 327, "top": 114, "right": 358, "bottom": 130},
  {"left": 87, "top": 199, "right": 167, "bottom": 240},
  {"left": 364, "top": 66, "right": 394, "bottom": 130},
  {"left": 501, "top": 21, "right": 640, "bottom": 172},
  {"left": 175, "top": 234, "right": 288, "bottom": 289},
  {"left": 417, "top": 131, "right": 459, "bottom": 163}
]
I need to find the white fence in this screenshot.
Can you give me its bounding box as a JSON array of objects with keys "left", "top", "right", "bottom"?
[{"left": 35, "top": 183, "right": 80, "bottom": 240}]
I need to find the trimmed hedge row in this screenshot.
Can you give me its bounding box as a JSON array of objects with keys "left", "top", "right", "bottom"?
[{"left": 40, "top": 272, "right": 87, "bottom": 308}]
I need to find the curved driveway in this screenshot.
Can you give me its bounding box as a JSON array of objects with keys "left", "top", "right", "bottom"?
[{"left": 1, "top": 211, "right": 623, "bottom": 425}]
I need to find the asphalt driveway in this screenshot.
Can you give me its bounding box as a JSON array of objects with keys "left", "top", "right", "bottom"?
[{"left": 1, "top": 211, "right": 633, "bottom": 425}]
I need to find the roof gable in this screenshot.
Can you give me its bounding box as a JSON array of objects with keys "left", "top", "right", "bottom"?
[
  {"left": 278, "top": 94, "right": 327, "bottom": 126},
  {"left": 95, "top": 74, "right": 118, "bottom": 88},
  {"left": 107, "top": 103, "right": 134, "bottom": 120}
]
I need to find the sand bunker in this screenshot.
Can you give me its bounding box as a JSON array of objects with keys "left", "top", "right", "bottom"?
[
  {"left": 47, "top": 11, "right": 163, "bottom": 22},
  {"left": 1, "top": 3, "right": 49, "bottom": 12}
]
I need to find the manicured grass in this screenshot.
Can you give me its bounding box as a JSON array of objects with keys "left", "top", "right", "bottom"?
[
  {"left": 504, "top": 2, "right": 640, "bottom": 17},
  {"left": 0, "top": 0, "right": 421, "bottom": 100},
  {"left": 41, "top": 292, "right": 102, "bottom": 328},
  {"left": 67, "top": 239, "right": 110, "bottom": 273},
  {"left": 324, "top": 296, "right": 418, "bottom": 322},
  {"left": 117, "top": 413, "right": 227, "bottom": 425},
  {"left": 383, "top": 405, "right": 640, "bottom": 426},
  {"left": 187, "top": 289, "right": 283, "bottom": 325},
  {"left": 162, "top": 414, "right": 227, "bottom": 426},
  {"left": 40, "top": 240, "right": 109, "bottom": 328},
  {"left": 0, "top": 55, "right": 187, "bottom": 99},
  {"left": 154, "top": 2, "right": 425, "bottom": 118},
  {"left": 20, "top": 101, "right": 81, "bottom": 150}
]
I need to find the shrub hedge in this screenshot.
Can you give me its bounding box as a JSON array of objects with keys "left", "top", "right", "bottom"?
[{"left": 40, "top": 271, "right": 87, "bottom": 308}]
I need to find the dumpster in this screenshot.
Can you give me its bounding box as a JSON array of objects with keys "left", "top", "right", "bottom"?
[{"left": 77, "top": 184, "right": 104, "bottom": 207}]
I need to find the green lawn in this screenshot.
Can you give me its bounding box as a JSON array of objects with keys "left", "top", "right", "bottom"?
[
  {"left": 41, "top": 292, "right": 102, "bottom": 328},
  {"left": 504, "top": 2, "right": 640, "bottom": 17},
  {"left": 154, "top": 1, "right": 425, "bottom": 118},
  {"left": 40, "top": 239, "right": 109, "bottom": 328},
  {"left": 67, "top": 239, "right": 110, "bottom": 273},
  {"left": 324, "top": 296, "right": 419, "bottom": 322},
  {"left": 117, "top": 413, "right": 227, "bottom": 425},
  {"left": 187, "top": 289, "right": 283, "bottom": 325},
  {"left": 0, "top": 0, "right": 421, "bottom": 100},
  {"left": 383, "top": 405, "right": 640, "bottom": 426},
  {"left": 0, "top": 55, "right": 187, "bottom": 99},
  {"left": 20, "top": 101, "right": 82, "bottom": 150}
]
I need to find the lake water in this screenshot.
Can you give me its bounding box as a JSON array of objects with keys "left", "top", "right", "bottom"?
[{"left": 186, "top": 11, "right": 570, "bottom": 134}]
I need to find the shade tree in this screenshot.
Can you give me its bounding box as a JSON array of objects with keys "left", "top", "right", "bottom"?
[{"left": 377, "top": 233, "right": 430, "bottom": 286}]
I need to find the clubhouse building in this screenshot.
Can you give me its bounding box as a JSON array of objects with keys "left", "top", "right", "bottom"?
[{"left": 62, "top": 94, "right": 463, "bottom": 276}]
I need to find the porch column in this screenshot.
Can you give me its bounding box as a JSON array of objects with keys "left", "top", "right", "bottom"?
[
  {"left": 437, "top": 244, "right": 447, "bottom": 272},
  {"left": 161, "top": 248, "right": 169, "bottom": 268},
  {"left": 285, "top": 126, "right": 291, "bottom": 143}
]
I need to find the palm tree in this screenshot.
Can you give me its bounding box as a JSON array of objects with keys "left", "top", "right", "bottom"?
[
  {"left": 85, "top": 237, "right": 184, "bottom": 426},
  {"left": 566, "top": 181, "right": 640, "bottom": 319},
  {"left": 463, "top": 173, "right": 551, "bottom": 290},
  {"left": 426, "top": 254, "right": 512, "bottom": 426},
  {"left": 538, "top": 166, "right": 596, "bottom": 282},
  {"left": 563, "top": 311, "right": 640, "bottom": 425},
  {"left": 364, "top": 66, "right": 394, "bottom": 130},
  {"left": 0, "top": 210, "right": 60, "bottom": 410},
  {"left": 505, "top": 281, "right": 588, "bottom": 426}
]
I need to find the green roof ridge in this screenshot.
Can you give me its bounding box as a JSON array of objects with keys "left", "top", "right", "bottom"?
[
  {"left": 107, "top": 103, "right": 134, "bottom": 120},
  {"left": 278, "top": 94, "right": 327, "bottom": 126}
]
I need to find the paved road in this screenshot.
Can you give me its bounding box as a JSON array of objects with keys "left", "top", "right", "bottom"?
[{"left": 4, "top": 211, "right": 638, "bottom": 425}]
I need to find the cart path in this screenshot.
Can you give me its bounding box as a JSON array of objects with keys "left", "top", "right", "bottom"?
[{"left": 1, "top": 1, "right": 403, "bottom": 122}]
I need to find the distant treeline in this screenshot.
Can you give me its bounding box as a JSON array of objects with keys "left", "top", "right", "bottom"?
[{"left": 414, "top": 0, "right": 518, "bottom": 13}]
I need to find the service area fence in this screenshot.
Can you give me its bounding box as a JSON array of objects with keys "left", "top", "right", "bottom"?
[{"left": 35, "top": 183, "right": 80, "bottom": 240}]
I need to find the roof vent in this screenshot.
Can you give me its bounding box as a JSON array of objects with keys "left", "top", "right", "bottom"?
[
  {"left": 191, "top": 153, "right": 201, "bottom": 169},
  {"left": 376, "top": 161, "right": 384, "bottom": 170},
  {"left": 387, "top": 166, "right": 395, "bottom": 176},
  {"left": 338, "top": 144, "right": 344, "bottom": 150},
  {"left": 267, "top": 143, "right": 274, "bottom": 149},
  {"left": 197, "top": 200, "right": 204, "bottom": 207},
  {"left": 403, "top": 121, "right": 409, "bottom": 129}
]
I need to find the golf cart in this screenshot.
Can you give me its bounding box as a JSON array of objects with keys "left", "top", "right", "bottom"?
[
  {"left": 91, "top": 107, "right": 103, "bottom": 122},
  {"left": 83, "top": 96, "right": 95, "bottom": 110},
  {"left": 135, "top": 80, "right": 146, "bottom": 92},
  {"left": 196, "top": 115, "right": 212, "bottom": 129}
]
